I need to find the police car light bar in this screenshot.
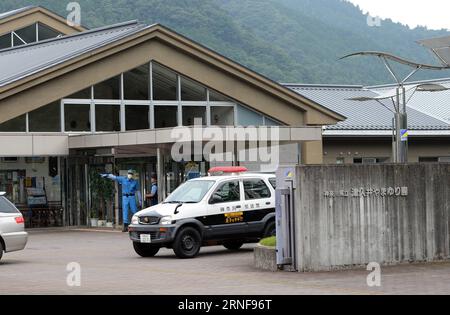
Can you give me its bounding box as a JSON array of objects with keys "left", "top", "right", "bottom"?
[{"left": 208, "top": 166, "right": 248, "bottom": 175}]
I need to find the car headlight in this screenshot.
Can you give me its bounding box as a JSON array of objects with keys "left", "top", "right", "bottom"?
[
  {"left": 159, "top": 216, "right": 172, "bottom": 225},
  {"left": 131, "top": 215, "right": 139, "bottom": 225}
]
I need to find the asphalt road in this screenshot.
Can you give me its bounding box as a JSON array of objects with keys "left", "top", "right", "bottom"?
[{"left": 1, "top": 228, "right": 450, "bottom": 295}]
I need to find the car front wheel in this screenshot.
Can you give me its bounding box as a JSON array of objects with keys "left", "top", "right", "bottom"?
[
  {"left": 0, "top": 240, "right": 3, "bottom": 261},
  {"left": 173, "top": 227, "right": 202, "bottom": 259},
  {"left": 133, "top": 242, "right": 160, "bottom": 257}
]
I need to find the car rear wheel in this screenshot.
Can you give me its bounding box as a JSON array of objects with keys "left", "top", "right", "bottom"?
[
  {"left": 263, "top": 221, "right": 276, "bottom": 238},
  {"left": 133, "top": 242, "right": 160, "bottom": 257},
  {"left": 223, "top": 241, "right": 244, "bottom": 251},
  {"left": 173, "top": 227, "right": 201, "bottom": 259},
  {"left": 0, "top": 241, "right": 3, "bottom": 261}
]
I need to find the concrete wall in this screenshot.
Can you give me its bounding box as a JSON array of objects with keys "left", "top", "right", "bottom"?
[{"left": 294, "top": 164, "right": 450, "bottom": 271}]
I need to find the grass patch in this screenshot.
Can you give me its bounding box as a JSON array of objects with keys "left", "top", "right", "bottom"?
[{"left": 259, "top": 236, "right": 276, "bottom": 247}]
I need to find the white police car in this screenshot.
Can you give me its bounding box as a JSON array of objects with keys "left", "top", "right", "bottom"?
[{"left": 129, "top": 167, "right": 276, "bottom": 259}]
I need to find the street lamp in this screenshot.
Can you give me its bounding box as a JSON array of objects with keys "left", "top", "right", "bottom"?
[
  {"left": 348, "top": 83, "right": 448, "bottom": 163},
  {"left": 341, "top": 50, "right": 450, "bottom": 163}
]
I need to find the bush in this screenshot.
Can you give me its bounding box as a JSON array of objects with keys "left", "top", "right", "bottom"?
[{"left": 259, "top": 236, "right": 276, "bottom": 247}]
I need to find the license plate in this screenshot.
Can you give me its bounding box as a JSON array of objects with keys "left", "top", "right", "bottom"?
[{"left": 140, "top": 234, "right": 151, "bottom": 243}]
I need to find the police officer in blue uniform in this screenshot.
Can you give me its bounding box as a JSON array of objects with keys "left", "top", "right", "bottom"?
[
  {"left": 145, "top": 173, "right": 158, "bottom": 207},
  {"left": 102, "top": 170, "right": 142, "bottom": 232}
]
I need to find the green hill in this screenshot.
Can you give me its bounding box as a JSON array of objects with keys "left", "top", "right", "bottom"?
[{"left": 1, "top": 0, "right": 450, "bottom": 85}]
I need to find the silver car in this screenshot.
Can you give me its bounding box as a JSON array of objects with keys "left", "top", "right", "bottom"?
[{"left": 0, "top": 192, "right": 28, "bottom": 261}]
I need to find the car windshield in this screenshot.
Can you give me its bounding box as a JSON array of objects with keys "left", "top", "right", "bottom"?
[
  {"left": 0, "top": 196, "right": 20, "bottom": 213},
  {"left": 164, "top": 180, "right": 216, "bottom": 204}
]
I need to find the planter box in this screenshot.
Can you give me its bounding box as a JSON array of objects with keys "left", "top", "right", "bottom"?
[
  {"left": 90, "top": 218, "right": 99, "bottom": 227},
  {"left": 254, "top": 244, "right": 278, "bottom": 272},
  {"left": 98, "top": 220, "right": 107, "bottom": 227}
]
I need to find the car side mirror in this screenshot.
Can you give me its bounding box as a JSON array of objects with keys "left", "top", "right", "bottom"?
[{"left": 210, "top": 194, "right": 223, "bottom": 204}]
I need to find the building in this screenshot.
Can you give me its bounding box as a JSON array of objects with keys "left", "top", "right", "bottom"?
[
  {"left": 286, "top": 81, "right": 450, "bottom": 164},
  {"left": 0, "top": 7, "right": 342, "bottom": 227}
]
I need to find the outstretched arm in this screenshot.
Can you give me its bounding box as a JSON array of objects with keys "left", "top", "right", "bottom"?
[{"left": 100, "top": 174, "right": 121, "bottom": 182}]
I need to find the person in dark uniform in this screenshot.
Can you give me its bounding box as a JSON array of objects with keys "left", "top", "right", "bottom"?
[{"left": 146, "top": 173, "right": 158, "bottom": 207}]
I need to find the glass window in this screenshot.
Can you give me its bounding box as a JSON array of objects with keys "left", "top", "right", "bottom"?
[
  {"left": 165, "top": 180, "right": 215, "bottom": 203},
  {"left": 66, "top": 87, "right": 91, "bottom": 99},
  {"left": 181, "top": 77, "right": 206, "bottom": 101},
  {"left": 183, "top": 106, "right": 206, "bottom": 126},
  {"left": 269, "top": 178, "right": 276, "bottom": 189},
  {"left": 95, "top": 105, "right": 120, "bottom": 132},
  {"left": 237, "top": 105, "right": 263, "bottom": 126},
  {"left": 211, "top": 181, "right": 240, "bottom": 203},
  {"left": 211, "top": 106, "right": 235, "bottom": 126},
  {"left": 0, "top": 196, "right": 19, "bottom": 213},
  {"left": 37, "top": 23, "right": 61, "bottom": 41},
  {"left": 65, "top": 104, "right": 91, "bottom": 132},
  {"left": 14, "top": 24, "right": 37, "bottom": 45},
  {"left": 152, "top": 63, "right": 178, "bottom": 101},
  {"left": 12, "top": 33, "right": 26, "bottom": 47},
  {"left": 0, "top": 115, "right": 26, "bottom": 132},
  {"left": 265, "top": 117, "right": 281, "bottom": 126},
  {"left": 243, "top": 180, "right": 271, "bottom": 200},
  {"left": 209, "top": 90, "right": 231, "bottom": 102},
  {"left": 126, "top": 105, "right": 149, "bottom": 131},
  {"left": 154, "top": 106, "right": 178, "bottom": 128},
  {"left": 29, "top": 101, "right": 61, "bottom": 132},
  {"left": 0, "top": 33, "right": 11, "bottom": 50},
  {"left": 124, "top": 64, "right": 149, "bottom": 100},
  {"left": 94, "top": 76, "right": 120, "bottom": 99}
]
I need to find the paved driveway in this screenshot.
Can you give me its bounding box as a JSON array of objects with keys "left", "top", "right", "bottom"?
[{"left": 1, "top": 229, "right": 450, "bottom": 295}]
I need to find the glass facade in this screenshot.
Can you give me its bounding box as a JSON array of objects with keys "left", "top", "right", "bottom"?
[
  {"left": 94, "top": 76, "right": 121, "bottom": 99},
  {"left": 126, "top": 105, "right": 149, "bottom": 131},
  {"left": 155, "top": 106, "right": 178, "bottom": 128},
  {"left": 124, "top": 64, "right": 149, "bottom": 100},
  {"left": 95, "top": 105, "right": 120, "bottom": 132},
  {"left": 65, "top": 104, "right": 91, "bottom": 132},
  {"left": 0, "top": 22, "right": 62, "bottom": 49},
  {"left": 152, "top": 63, "right": 178, "bottom": 101},
  {"left": 0, "top": 114, "right": 26, "bottom": 132},
  {"left": 29, "top": 101, "right": 61, "bottom": 132},
  {"left": 0, "top": 156, "right": 63, "bottom": 228},
  {"left": 0, "top": 61, "right": 282, "bottom": 133}
]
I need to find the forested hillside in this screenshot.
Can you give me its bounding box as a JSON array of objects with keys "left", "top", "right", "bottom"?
[{"left": 1, "top": 0, "right": 450, "bottom": 85}]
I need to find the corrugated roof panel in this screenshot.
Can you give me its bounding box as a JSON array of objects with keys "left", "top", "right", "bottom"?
[
  {"left": 287, "top": 84, "right": 450, "bottom": 131},
  {"left": 0, "top": 21, "right": 146, "bottom": 86},
  {"left": 0, "top": 6, "right": 36, "bottom": 20}
]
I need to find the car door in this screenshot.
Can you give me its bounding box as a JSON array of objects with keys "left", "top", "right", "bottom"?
[
  {"left": 206, "top": 180, "right": 246, "bottom": 239},
  {"left": 242, "top": 178, "right": 274, "bottom": 236}
]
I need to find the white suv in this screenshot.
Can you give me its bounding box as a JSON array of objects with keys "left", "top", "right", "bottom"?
[{"left": 129, "top": 170, "right": 276, "bottom": 259}]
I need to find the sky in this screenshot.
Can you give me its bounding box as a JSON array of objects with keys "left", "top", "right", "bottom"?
[{"left": 347, "top": 0, "right": 450, "bottom": 30}]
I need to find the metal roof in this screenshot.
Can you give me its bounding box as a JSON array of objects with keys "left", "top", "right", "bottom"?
[
  {"left": 286, "top": 84, "right": 450, "bottom": 131},
  {"left": 0, "top": 21, "right": 148, "bottom": 87},
  {"left": 0, "top": 6, "right": 36, "bottom": 20}
]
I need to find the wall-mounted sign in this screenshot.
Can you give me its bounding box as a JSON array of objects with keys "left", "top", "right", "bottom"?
[
  {"left": 324, "top": 186, "right": 408, "bottom": 198},
  {"left": 401, "top": 129, "right": 408, "bottom": 142}
]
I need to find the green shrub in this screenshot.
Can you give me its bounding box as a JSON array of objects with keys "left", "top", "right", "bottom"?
[{"left": 259, "top": 236, "right": 276, "bottom": 247}]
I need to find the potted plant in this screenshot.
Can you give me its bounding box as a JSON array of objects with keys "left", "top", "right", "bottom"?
[
  {"left": 90, "top": 211, "right": 99, "bottom": 227},
  {"left": 90, "top": 169, "right": 115, "bottom": 228}
]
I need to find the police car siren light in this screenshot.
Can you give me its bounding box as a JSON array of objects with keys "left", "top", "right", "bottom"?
[{"left": 208, "top": 166, "right": 248, "bottom": 176}]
